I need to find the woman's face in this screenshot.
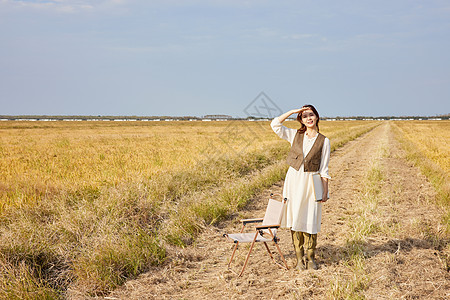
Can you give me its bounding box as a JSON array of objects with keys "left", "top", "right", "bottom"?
[{"left": 301, "top": 109, "right": 318, "bottom": 128}]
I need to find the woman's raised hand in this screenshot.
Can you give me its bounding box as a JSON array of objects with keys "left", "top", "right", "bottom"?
[
  {"left": 278, "top": 107, "right": 311, "bottom": 123},
  {"left": 291, "top": 107, "right": 310, "bottom": 115}
]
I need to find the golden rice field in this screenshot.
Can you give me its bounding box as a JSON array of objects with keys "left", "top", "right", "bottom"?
[
  {"left": 393, "top": 121, "right": 450, "bottom": 177},
  {"left": 392, "top": 120, "right": 450, "bottom": 217},
  {"left": 0, "top": 120, "right": 380, "bottom": 298}
]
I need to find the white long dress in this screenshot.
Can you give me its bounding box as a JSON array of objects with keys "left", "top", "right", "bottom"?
[{"left": 271, "top": 117, "right": 331, "bottom": 234}]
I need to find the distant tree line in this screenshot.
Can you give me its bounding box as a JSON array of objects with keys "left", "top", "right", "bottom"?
[
  {"left": 329, "top": 114, "right": 449, "bottom": 120},
  {"left": 0, "top": 114, "right": 448, "bottom": 121},
  {"left": 0, "top": 115, "right": 201, "bottom": 121}
]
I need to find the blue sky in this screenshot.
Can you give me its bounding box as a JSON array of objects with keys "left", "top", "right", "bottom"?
[{"left": 1, "top": 0, "right": 449, "bottom": 117}]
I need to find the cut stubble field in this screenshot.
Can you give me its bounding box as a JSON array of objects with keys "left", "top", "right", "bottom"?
[{"left": 0, "top": 120, "right": 448, "bottom": 299}]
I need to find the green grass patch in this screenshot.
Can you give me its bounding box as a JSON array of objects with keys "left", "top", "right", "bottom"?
[
  {"left": 333, "top": 148, "right": 386, "bottom": 299},
  {"left": 329, "top": 255, "right": 369, "bottom": 300}
]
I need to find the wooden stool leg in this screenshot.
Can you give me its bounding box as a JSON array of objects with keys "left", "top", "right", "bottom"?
[
  {"left": 228, "top": 242, "right": 239, "bottom": 268},
  {"left": 238, "top": 233, "right": 258, "bottom": 277},
  {"left": 263, "top": 242, "right": 277, "bottom": 264},
  {"left": 274, "top": 242, "right": 289, "bottom": 270}
]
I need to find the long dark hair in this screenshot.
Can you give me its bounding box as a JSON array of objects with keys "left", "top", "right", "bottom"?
[{"left": 296, "top": 104, "right": 320, "bottom": 134}]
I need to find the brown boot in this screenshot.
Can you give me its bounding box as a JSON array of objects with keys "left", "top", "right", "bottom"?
[
  {"left": 304, "top": 233, "right": 318, "bottom": 270},
  {"left": 290, "top": 230, "right": 305, "bottom": 270}
]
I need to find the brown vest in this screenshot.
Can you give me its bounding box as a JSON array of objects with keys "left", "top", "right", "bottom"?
[{"left": 286, "top": 132, "right": 325, "bottom": 172}]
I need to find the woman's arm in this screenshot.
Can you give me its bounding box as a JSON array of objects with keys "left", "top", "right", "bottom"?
[
  {"left": 271, "top": 109, "right": 303, "bottom": 144},
  {"left": 319, "top": 137, "right": 331, "bottom": 202},
  {"left": 277, "top": 108, "right": 308, "bottom": 123},
  {"left": 321, "top": 178, "right": 329, "bottom": 203},
  {"left": 271, "top": 108, "right": 311, "bottom": 143}
]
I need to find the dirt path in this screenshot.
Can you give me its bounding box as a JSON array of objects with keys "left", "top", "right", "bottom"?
[{"left": 104, "top": 122, "right": 449, "bottom": 299}]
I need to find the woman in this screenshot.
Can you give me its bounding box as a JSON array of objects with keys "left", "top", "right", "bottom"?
[{"left": 271, "top": 105, "right": 331, "bottom": 270}]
